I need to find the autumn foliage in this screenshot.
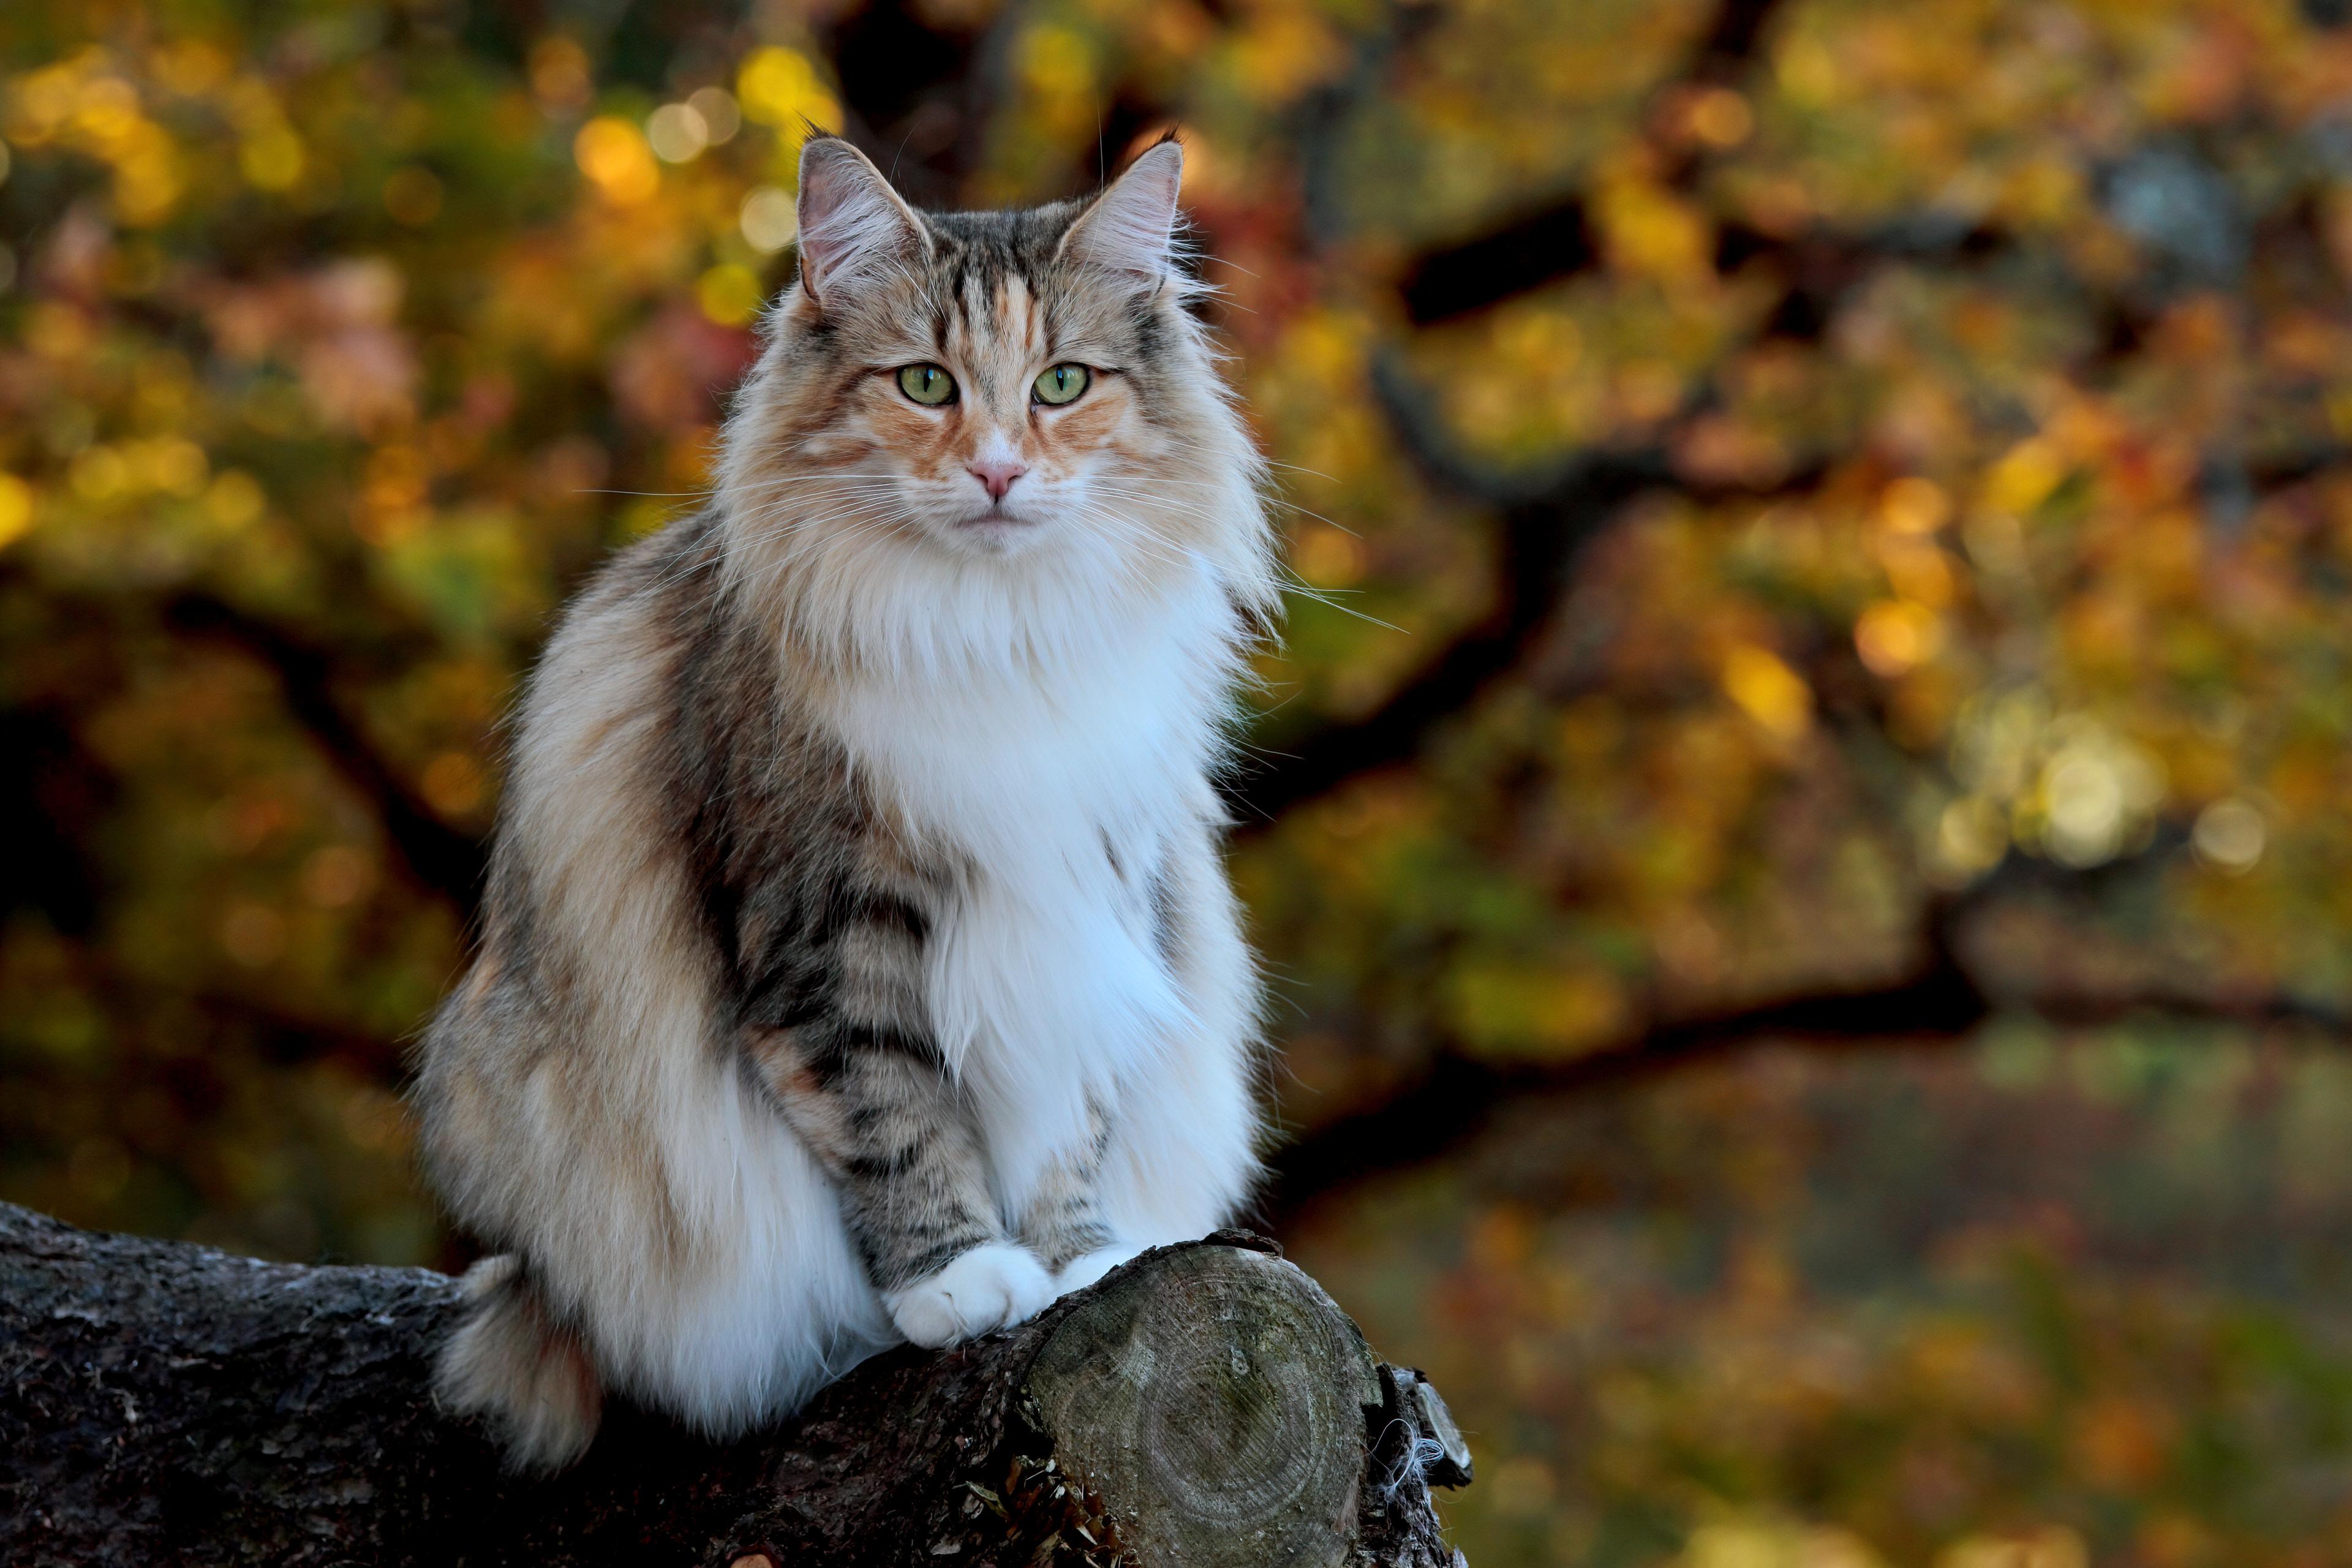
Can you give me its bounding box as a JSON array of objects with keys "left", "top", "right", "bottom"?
[{"left": 7, "top": 1, "right": 2352, "bottom": 1563}]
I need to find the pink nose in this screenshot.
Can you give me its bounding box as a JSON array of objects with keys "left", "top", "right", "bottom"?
[{"left": 968, "top": 460, "right": 1027, "bottom": 502}]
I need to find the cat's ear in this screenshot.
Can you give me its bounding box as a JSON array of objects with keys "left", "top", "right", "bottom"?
[
  {"left": 1058, "top": 138, "right": 1185, "bottom": 287},
  {"left": 795, "top": 135, "right": 926, "bottom": 306}
]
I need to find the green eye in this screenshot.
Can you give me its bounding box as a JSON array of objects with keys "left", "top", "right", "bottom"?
[
  {"left": 1032, "top": 364, "right": 1090, "bottom": 406},
  {"left": 897, "top": 364, "right": 956, "bottom": 406}
]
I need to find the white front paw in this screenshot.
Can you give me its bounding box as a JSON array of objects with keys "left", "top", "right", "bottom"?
[
  {"left": 884, "top": 1243, "right": 1055, "bottom": 1348},
  {"left": 1054, "top": 1241, "right": 1147, "bottom": 1298}
]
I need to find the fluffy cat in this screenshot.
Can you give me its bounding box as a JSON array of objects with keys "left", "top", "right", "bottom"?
[{"left": 412, "top": 132, "right": 1278, "bottom": 1471}]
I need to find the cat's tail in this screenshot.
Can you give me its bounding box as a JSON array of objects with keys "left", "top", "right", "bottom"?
[{"left": 434, "top": 1253, "right": 603, "bottom": 1472}]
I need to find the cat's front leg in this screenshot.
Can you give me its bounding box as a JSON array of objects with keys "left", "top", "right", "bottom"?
[
  {"left": 741, "top": 883, "right": 1052, "bottom": 1347},
  {"left": 749, "top": 1020, "right": 1054, "bottom": 1344},
  {"left": 1017, "top": 1092, "right": 1148, "bottom": 1297}
]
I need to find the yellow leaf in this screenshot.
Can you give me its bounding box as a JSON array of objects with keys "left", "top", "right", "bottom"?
[
  {"left": 1855, "top": 601, "right": 1943, "bottom": 677},
  {"left": 736, "top": 48, "right": 841, "bottom": 135},
  {"left": 1722, "top": 645, "right": 1812, "bottom": 739},
  {"left": 0, "top": 474, "right": 34, "bottom": 549},
  {"left": 574, "top": 116, "right": 658, "bottom": 204}
]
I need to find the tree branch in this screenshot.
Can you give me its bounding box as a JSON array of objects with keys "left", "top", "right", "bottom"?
[
  {"left": 1229, "top": 440, "right": 1668, "bottom": 827},
  {"left": 1398, "top": 199, "right": 1600, "bottom": 326},
  {"left": 1395, "top": 0, "right": 1792, "bottom": 322},
  {"left": 1234, "top": 0, "right": 1828, "bottom": 826},
  {"left": 1684, "top": 0, "right": 1789, "bottom": 79},
  {"left": 1261, "top": 948, "right": 1989, "bottom": 1226},
  {"left": 0, "top": 1210, "right": 1463, "bottom": 1567},
  {"left": 1226, "top": 352, "right": 1826, "bottom": 829},
  {"left": 161, "top": 590, "right": 487, "bottom": 915},
  {"left": 1260, "top": 918, "right": 2352, "bottom": 1226}
]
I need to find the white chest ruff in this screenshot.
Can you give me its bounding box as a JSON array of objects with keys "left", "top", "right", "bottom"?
[{"left": 819, "top": 593, "right": 1229, "bottom": 1171}]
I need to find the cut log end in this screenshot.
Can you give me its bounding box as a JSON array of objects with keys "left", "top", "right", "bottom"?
[{"left": 1025, "top": 1245, "right": 1382, "bottom": 1567}]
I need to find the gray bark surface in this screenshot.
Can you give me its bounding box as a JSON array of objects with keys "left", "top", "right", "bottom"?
[{"left": 0, "top": 1205, "right": 1463, "bottom": 1566}]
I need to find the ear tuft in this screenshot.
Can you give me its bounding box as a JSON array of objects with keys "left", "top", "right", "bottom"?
[
  {"left": 795, "top": 136, "right": 925, "bottom": 305},
  {"left": 1059, "top": 140, "right": 1185, "bottom": 285}
]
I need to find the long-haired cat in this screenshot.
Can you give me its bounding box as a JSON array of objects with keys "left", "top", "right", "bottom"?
[{"left": 412, "top": 133, "right": 1278, "bottom": 1469}]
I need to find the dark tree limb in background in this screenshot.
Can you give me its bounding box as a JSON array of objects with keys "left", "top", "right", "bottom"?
[
  {"left": 1261, "top": 875, "right": 2352, "bottom": 1224},
  {"left": 1229, "top": 440, "right": 1670, "bottom": 826},
  {"left": 1226, "top": 352, "right": 1830, "bottom": 829},
  {"left": 1399, "top": 201, "right": 1600, "bottom": 325},
  {"left": 1683, "top": 0, "right": 1790, "bottom": 81},
  {"left": 163, "top": 590, "right": 489, "bottom": 914},
  {"left": 0, "top": 562, "right": 489, "bottom": 917},
  {"left": 1233, "top": 0, "right": 2352, "bottom": 1221},
  {"left": 1396, "top": 0, "right": 1790, "bottom": 322},
  {"left": 1262, "top": 912, "right": 1988, "bottom": 1228},
  {"left": 187, "top": 986, "right": 415, "bottom": 1076},
  {"left": 1234, "top": 0, "right": 1807, "bottom": 826},
  {"left": 0, "top": 1205, "right": 1464, "bottom": 1567},
  {"left": 1270, "top": 0, "right": 2010, "bottom": 828}
]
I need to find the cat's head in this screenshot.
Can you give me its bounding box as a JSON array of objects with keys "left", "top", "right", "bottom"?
[{"left": 716, "top": 135, "right": 1276, "bottom": 673}]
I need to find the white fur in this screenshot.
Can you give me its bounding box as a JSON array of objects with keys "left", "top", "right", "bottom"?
[
  {"left": 1054, "top": 1241, "right": 1148, "bottom": 1295},
  {"left": 820, "top": 562, "right": 1227, "bottom": 1162},
  {"left": 886, "top": 1242, "right": 1057, "bottom": 1347}
]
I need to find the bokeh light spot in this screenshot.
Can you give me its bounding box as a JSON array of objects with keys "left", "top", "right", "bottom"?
[
  {"left": 697, "top": 263, "right": 764, "bottom": 328},
  {"left": 647, "top": 102, "right": 709, "bottom": 164},
  {"left": 575, "top": 116, "right": 658, "bottom": 203},
  {"left": 0, "top": 474, "right": 34, "bottom": 548},
  {"left": 2192, "top": 797, "right": 2265, "bottom": 873},
  {"left": 739, "top": 186, "right": 798, "bottom": 252}
]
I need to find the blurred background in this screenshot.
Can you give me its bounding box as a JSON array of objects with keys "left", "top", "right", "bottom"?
[{"left": 6, "top": 1, "right": 2352, "bottom": 1562}]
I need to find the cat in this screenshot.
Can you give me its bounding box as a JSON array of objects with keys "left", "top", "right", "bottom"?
[{"left": 411, "top": 132, "right": 1280, "bottom": 1471}]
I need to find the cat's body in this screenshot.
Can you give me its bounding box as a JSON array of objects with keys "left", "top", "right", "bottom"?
[{"left": 413, "top": 135, "right": 1276, "bottom": 1469}]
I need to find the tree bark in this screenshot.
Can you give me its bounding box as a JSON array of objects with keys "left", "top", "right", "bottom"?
[{"left": 0, "top": 1205, "right": 1464, "bottom": 1567}]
